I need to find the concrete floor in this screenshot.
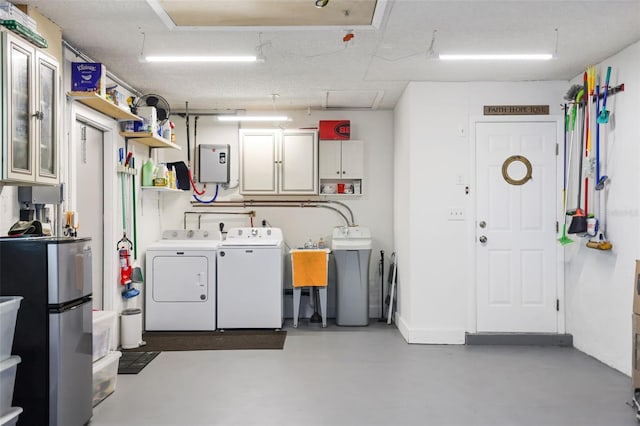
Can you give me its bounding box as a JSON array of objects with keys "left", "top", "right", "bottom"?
[{"left": 90, "top": 321, "right": 637, "bottom": 426}]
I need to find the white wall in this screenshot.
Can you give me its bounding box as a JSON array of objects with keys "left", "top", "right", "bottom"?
[
  {"left": 564, "top": 40, "right": 640, "bottom": 374},
  {"left": 139, "top": 109, "right": 395, "bottom": 318},
  {"left": 394, "top": 80, "right": 567, "bottom": 344}
]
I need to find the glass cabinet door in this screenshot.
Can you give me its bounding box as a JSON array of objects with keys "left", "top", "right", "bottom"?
[
  {"left": 8, "top": 39, "right": 34, "bottom": 178},
  {"left": 37, "top": 54, "right": 58, "bottom": 181}
]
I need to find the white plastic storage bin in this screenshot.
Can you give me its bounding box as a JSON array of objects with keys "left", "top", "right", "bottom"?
[
  {"left": 0, "top": 297, "right": 23, "bottom": 361},
  {"left": 92, "top": 350, "right": 121, "bottom": 407},
  {"left": 0, "top": 407, "right": 23, "bottom": 426},
  {"left": 93, "top": 310, "right": 117, "bottom": 362},
  {"left": 0, "top": 356, "right": 20, "bottom": 416}
]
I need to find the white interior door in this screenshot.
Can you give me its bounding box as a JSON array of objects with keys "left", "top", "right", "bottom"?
[
  {"left": 476, "top": 120, "right": 558, "bottom": 332},
  {"left": 75, "top": 120, "right": 104, "bottom": 309}
]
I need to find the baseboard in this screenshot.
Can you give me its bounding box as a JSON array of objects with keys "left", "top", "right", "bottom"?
[
  {"left": 395, "top": 316, "right": 465, "bottom": 344},
  {"left": 465, "top": 333, "right": 573, "bottom": 346}
]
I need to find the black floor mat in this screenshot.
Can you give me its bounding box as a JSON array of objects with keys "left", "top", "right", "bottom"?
[
  {"left": 123, "top": 330, "right": 287, "bottom": 352},
  {"left": 118, "top": 351, "right": 160, "bottom": 375}
]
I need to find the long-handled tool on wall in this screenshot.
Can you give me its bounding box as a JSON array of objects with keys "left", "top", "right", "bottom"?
[
  {"left": 568, "top": 88, "right": 587, "bottom": 234},
  {"left": 595, "top": 66, "right": 612, "bottom": 190},
  {"left": 558, "top": 90, "right": 580, "bottom": 245},
  {"left": 378, "top": 250, "right": 386, "bottom": 321},
  {"left": 597, "top": 66, "right": 612, "bottom": 125},
  {"left": 588, "top": 67, "right": 614, "bottom": 250},
  {"left": 386, "top": 252, "right": 397, "bottom": 325},
  {"left": 117, "top": 148, "right": 140, "bottom": 299}
]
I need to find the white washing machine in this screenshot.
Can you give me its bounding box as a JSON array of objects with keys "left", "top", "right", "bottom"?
[
  {"left": 145, "top": 229, "right": 222, "bottom": 331},
  {"left": 216, "top": 227, "right": 284, "bottom": 329}
]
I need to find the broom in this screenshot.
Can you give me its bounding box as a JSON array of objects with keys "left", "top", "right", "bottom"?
[
  {"left": 567, "top": 86, "right": 588, "bottom": 234},
  {"left": 558, "top": 97, "right": 578, "bottom": 245}
]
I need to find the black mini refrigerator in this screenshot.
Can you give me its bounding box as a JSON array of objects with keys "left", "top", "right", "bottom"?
[{"left": 0, "top": 236, "right": 93, "bottom": 426}]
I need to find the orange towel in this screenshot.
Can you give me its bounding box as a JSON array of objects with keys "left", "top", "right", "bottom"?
[{"left": 291, "top": 250, "right": 327, "bottom": 287}]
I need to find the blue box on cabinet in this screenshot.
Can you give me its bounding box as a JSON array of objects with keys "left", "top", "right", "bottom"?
[{"left": 71, "top": 62, "right": 106, "bottom": 96}]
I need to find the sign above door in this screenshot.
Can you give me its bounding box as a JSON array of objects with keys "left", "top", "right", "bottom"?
[{"left": 483, "top": 105, "right": 549, "bottom": 115}]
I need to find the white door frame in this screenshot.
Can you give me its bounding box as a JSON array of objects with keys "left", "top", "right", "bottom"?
[
  {"left": 466, "top": 115, "right": 566, "bottom": 334},
  {"left": 69, "top": 102, "right": 119, "bottom": 311}
]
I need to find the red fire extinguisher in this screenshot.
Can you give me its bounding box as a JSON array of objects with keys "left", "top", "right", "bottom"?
[{"left": 119, "top": 247, "right": 132, "bottom": 286}]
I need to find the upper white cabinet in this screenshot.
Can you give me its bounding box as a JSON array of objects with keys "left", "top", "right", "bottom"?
[
  {"left": 1, "top": 31, "right": 59, "bottom": 184},
  {"left": 319, "top": 139, "right": 363, "bottom": 179},
  {"left": 240, "top": 129, "right": 318, "bottom": 195},
  {"left": 319, "top": 139, "right": 363, "bottom": 195}
]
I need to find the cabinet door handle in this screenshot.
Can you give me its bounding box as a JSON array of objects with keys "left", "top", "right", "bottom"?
[
  {"left": 32, "top": 111, "right": 43, "bottom": 120},
  {"left": 343, "top": 171, "right": 346, "bottom": 174},
  {"left": 336, "top": 171, "right": 340, "bottom": 175}
]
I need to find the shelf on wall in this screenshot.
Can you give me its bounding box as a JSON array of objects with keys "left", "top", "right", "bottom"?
[
  {"left": 141, "top": 186, "right": 184, "bottom": 192},
  {"left": 119, "top": 132, "right": 182, "bottom": 150},
  {"left": 67, "top": 91, "right": 141, "bottom": 121},
  {"left": 319, "top": 178, "right": 363, "bottom": 196}
]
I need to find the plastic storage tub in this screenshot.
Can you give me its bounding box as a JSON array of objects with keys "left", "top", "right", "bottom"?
[
  {"left": 0, "top": 356, "right": 21, "bottom": 416},
  {"left": 0, "top": 297, "right": 23, "bottom": 361},
  {"left": 0, "top": 407, "right": 23, "bottom": 426},
  {"left": 93, "top": 310, "right": 117, "bottom": 362},
  {"left": 92, "top": 351, "right": 122, "bottom": 407}
]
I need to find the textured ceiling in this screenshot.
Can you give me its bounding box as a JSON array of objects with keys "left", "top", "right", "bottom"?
[{"left": 19, "top": 0, "right": 640, "bottom": 112}]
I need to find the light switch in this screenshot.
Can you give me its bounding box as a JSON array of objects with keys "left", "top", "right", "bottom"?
[{"left": 448, "top": 208, "right": 465, "bottom": 221}]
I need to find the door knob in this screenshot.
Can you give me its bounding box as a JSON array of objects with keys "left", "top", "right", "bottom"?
[
  {"left": 479, "top": 220, "right": 487, "bottom": 228},
  {"left": 479, "top": 235, "right": 488, "bottom": 243}
]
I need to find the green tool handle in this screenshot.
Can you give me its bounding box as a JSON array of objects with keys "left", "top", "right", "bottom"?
[{"left": 601, "top": 66, "right": 612, "bottom": 109}]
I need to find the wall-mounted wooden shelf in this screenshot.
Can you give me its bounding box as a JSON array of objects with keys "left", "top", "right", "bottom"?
[
  {"left": 119, "top": 132, "right": 182, "bottom": 150},
  {"left": 67, "top": 91, "right": 141, "bottom": 121}
]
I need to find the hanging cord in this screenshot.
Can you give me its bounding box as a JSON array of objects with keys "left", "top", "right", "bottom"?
[
  {"left": 190, "top": 114, "right": 206, "bottom": 195},
  {"left": 189, "top": 170, "right": 206, "bottom": 195},
  {"left": 192, "top": 184, "right": 219, "bottom": 204},
  {"left": 184, "top": 101, "right": 203, "bottom": 194}
]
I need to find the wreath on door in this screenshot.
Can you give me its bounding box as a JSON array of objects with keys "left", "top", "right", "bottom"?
[{"left": 502, "top": 155, "right": 532, "bottom": 186}]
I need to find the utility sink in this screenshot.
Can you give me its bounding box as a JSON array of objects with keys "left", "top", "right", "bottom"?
[{"left": 331, "top": 226, "right": 372, "bottom": 250}]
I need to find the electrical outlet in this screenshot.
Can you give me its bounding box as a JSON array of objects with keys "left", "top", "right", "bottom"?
[{"left": 448, "top": 207, "right": 465, "bottom": 221}]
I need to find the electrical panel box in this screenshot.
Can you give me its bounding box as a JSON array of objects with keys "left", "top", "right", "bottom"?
[{"left": 198, "top": 144, "right": 230, "bottom": 183}]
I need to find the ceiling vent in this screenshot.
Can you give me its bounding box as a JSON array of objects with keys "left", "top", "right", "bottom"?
[
  {"left": 323, "top": 90, "right": 384, "bottom": 110},
  {"left": 147, "top": 0, "right": 384, "bottom": 29}
]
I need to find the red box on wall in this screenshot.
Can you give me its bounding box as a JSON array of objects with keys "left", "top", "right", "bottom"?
[{"left": 319, "top": 120, "right": 350, "bottom": 140}]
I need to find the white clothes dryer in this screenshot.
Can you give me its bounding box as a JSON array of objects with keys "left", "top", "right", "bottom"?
[
  {"left": 145, "top": 230, "right": 222, "bottom": 331},
  {"left": 216, "top": 227, "right": 284, "bottom": 329}
]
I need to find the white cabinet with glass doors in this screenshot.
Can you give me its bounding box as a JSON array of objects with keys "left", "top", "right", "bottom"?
[
  {"left": 240, "top": 129, "right": 318, "bottom": 195},
  {"left": 1, "top": 31, "right": 59, "bottom": 184}
]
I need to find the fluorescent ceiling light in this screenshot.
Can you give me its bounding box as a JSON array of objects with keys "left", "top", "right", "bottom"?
[
  {"left": 217, "top": 116, "right": 291, "bottom": 122},
  {"left": 145, "top": 55, "right": 258, "bottom": 63},
  {"left": 438, "top": 53, "right": 553, "bottom": 61}
]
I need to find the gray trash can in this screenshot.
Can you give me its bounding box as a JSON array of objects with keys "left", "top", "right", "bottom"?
[{"left": 332, "top": 227, "right": 372, "bottom": 326}]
